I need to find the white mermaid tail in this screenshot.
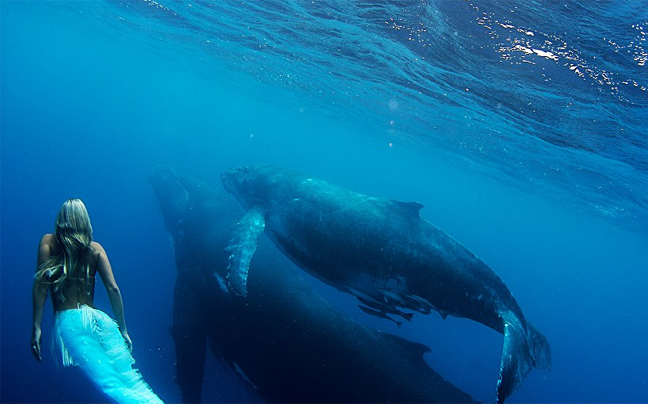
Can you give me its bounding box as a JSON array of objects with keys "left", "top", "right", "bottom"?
[{"left": 52, "top": 305, "right": 164, "bottom": 404}]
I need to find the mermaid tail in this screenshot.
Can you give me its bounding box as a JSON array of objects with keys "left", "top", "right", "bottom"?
[{"left": 52, "top": 305, "right": 164, "bottom": 404}]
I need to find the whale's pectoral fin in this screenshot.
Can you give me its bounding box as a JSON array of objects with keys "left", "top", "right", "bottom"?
[
  {"left": 528, "top": 321, "right": 552, "bottom": 370},
  {"left": 496, "top": 312, "right": 535, "bottom": 404},
  {"left": 224, "top": 206, "right": 266, "bottom": 297}
]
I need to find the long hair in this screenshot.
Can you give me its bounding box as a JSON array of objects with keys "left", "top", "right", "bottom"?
[{"left": 35, "top": 198, "right": 94, "bottom": 300}]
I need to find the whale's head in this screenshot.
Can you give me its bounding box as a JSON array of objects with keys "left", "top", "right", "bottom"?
[
  {"left": 149, "top": 165, "right": 191, "bottom": 229},
  {"left": 150, "top": 165, "right": 241, "bottom": 280},
  {"left": 150, "top": 165, "right": 240, "bottom": 236},
  {"left": 221, "top": 164, "right": 281, "bottom": 209}
]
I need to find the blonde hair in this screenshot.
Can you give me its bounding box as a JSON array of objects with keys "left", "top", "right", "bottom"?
[{"left": 35, "top": 198, "right": 94, "bottom": 299}]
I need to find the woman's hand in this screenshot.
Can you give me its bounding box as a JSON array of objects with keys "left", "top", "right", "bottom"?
[
  {"left": 121, "top": 330, "right": 133, "bottom": 352},
  {"left": 31, "top": 327, "right": 42, "bottom": 362}
]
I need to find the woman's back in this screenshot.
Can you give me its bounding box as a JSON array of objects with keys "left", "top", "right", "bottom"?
[{"left": 40, "top": 234, "right": 98, "bottom": 311}]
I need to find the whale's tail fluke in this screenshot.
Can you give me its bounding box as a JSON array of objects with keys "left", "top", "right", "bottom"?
[{"left": 496, "top": 311, "right": 551, "bottom": 403}]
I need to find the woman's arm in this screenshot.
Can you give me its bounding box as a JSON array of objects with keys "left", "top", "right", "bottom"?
[
  {"left": 94, "top": 242, "right": 132, "bottom": 351},
  {"left": 31, "top": 235, "right": 53, "bottom": 362}
]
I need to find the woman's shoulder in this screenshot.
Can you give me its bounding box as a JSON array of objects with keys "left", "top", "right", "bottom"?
[
  {"left": 89, "top": 241, "right": 107, "bottom": 270},
  {"left": 40, "top": 233, "right": 56, "bottom": 244},
  {"left": 39, "top": 234, "right": 58, "bottom": 252},
  {"left": 91, "top": 241, "right": 106, "bottom": 254},
  {"left": 38, "top": 234, "right": 62, "bottom": 261}
]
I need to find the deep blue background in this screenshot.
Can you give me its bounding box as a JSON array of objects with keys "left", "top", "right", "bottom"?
[{"left": 2, "top": 1, "right": 647, "bottom": 403}]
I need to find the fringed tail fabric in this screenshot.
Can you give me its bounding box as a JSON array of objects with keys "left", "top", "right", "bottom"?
[{"left": 52, "top": 305, "right": 164, "bottom": 404}]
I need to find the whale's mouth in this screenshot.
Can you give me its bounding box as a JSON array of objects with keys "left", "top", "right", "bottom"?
[
  {"left": 220, "top": 170, "right": 235, "bottom": 194},
  {"left": 221, "top": 166, "right": 250, "bottom": 196}
]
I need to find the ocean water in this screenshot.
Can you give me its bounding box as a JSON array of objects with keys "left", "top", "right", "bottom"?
[{"left": 1, "top": 0, "right": 647, "bottom": 403}]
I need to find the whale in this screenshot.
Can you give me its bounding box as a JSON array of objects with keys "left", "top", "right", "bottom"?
[
  {"left": 149, "top": 165, "right": 478, "bottom": 403},
  {"left": 221, "top": 163, "right": 551, "bottom": 403}
]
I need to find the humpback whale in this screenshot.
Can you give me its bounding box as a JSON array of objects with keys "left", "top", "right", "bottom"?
[
  {"left": 221, "top": 164, "right": 551, "bottom": 403},
  {"left": 149, "top": 165, "right": 478, "bottom": 403}
]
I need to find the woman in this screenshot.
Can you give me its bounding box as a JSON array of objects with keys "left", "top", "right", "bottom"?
[{"left": 31, "top": 198, "right": 164, "bottom": 404}]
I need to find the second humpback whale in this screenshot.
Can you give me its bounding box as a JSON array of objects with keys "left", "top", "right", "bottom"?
[{"left": 221, "top": 164, "right": 551, "bottom": 403}]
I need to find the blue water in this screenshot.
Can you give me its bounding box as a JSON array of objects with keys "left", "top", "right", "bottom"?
[{"left": 1, "top": 0, "right": 647, "bottom": 403}]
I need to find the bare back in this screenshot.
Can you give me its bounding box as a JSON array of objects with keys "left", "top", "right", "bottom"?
[{"left": 39, "top": 234, "right": 100, "bottom": 311}]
